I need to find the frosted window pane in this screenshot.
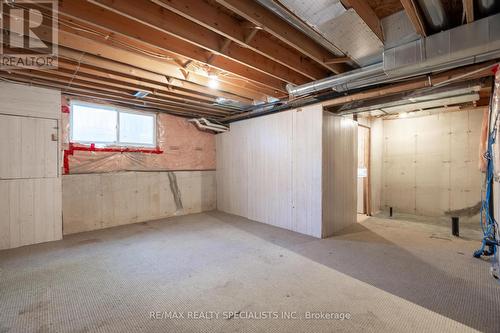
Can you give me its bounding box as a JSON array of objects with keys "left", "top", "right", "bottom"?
[
  {"left": 119, "top": 112, "right": 155, "bottom": 146},
  {"left": 72, "top": 104, "right": 117, "bottom": 143}
]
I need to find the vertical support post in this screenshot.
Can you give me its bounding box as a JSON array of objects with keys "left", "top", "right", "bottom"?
[
  {"left": 389, "top": 207, "right": 393, "bottom": 217},
  {"left": 452, "top": 216, "right": 459, "bottom": 237}
]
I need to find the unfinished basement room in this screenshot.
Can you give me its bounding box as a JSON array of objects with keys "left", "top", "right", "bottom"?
[{"left": 1, "top": 0, "right": 500, "bottom": 332}]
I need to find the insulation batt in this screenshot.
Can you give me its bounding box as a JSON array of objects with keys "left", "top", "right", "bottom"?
[{"left": 61, "top": 97, "right": 216, "bottom": 173}]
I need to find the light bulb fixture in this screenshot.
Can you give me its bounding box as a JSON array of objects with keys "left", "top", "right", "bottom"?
[
  {"left": 133, "top": 90, "right": 150, "bottom": 98},
  {"left": 399, "top": 112, "right": 409, "bottom": 118},
  {"left": 208, "top": 74, "right": 219, "bottom": 89}
]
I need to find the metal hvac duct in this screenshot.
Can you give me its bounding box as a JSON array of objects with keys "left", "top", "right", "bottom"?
[
  {"left": 416, "top": 0, "right": 448, "bottom": 32},
  {"left": 287, "top": 13, "right": 500, "bottom": 98},
  {"left": 285, "top": 63, "right": 384, "bottom": 97},
  {"left": 254, "top": 0, "right": 346, "bottom": 57}
]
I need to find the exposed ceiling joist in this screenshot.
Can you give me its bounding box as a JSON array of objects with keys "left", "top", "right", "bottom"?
[
  {"left": 52, "top": 9, "right": 284, "bottom": 94},
  {"left": 463, "top": 0, "right": 474, "bottom": 23},
  {"left": 324, "top": 57, "right": 352, "bottom": 65},
  {"left": 3, "top": 16, "right": 267, "bottom": 105},
  {"left": 150, "top": 0, "right": 331, "bottom": 81},
  {"left": 55, "top": 31, "right": 267, "bottom": 102},
  {"left": 1, "top": 73, "right": 226, "bottom": 119},
  {"left": 340, "top": 0, "right": 384, "bottom": 42},
  {"left": 86, "top": 0, "right": 310, "bottom": 87},
  {"left": 214, "top": 0, "right": 351, "bottom": 74},
  {"left": 56, "top": 61, "right": 218, "bottom": 106},
  {"left": 52, "top": 0, "right": 294, "bottom": 93},
  {"left": 37, "top": 66, "right": 232, "bottom": 113},
  {"left": 56, "top": 47, "right": 252, "bottom": 104},
  {"left": 400, "top": 0, "right": 427, "bottom": 37},
  {"left": 5, "top": 19, "right": 270, "bottom": 102},
  {"left": 56, "top": 61, "right": 215, "bottom": 104},
  {"left": 4, "top": 69, "right": 231, "bottom": 116}
]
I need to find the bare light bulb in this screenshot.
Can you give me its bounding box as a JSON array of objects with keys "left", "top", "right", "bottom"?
[{"left": 208, "top": 74, "right": 219, "bottom": 89}]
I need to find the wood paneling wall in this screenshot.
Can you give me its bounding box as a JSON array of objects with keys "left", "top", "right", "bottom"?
[
  {"left": 0, "top": 82, "right": 62, "bottom": 250},
  {"left": 292, "top": 108, "right": 323, "bottom": 236},
  {"left": 0, "top": 178, "right": 62, "bottom": 249},
  {"left": 216, "top": 105, "right": 357, "bottom": 238},
  {"left": 62, "top": 171, "right": 216, "bottom": 234},
  {"left": 0, "top": 115, "right": 58, "bottom": 179},
  {"left": 323, "top": 113, "right": 358, "bottom": 236},
  {"left": 0, "top": 83, "right": 61, "bottom": 119}
]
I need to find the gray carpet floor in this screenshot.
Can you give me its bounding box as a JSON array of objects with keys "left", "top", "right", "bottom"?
[{"left": 1, "top": 211, "right": 499, "bottom": 332}]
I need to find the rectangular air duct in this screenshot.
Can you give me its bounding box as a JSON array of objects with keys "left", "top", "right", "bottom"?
[{"left": 383, "top": 13, "right": 500, "bottom": 76}]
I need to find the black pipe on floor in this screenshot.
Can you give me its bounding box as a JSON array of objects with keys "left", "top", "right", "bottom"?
[{"left": 452, "top": 217, "right": 460, "bottom": 237}]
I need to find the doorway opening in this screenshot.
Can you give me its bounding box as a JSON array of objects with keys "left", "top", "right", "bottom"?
[{"left": 357, "top": 124, "right": 371, "bottom": 220}]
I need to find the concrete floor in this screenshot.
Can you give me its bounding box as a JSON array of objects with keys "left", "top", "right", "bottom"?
[
  {"left": 1, "top": 211, "right": 499, "bottom": 332},
  {"left": 373, "top": 211, "right": 483, "bottom": 239}
]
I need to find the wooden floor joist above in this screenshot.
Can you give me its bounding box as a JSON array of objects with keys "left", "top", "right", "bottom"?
[
  {"left": 148, "top": 0, "right": 331, "bottom": 80},
  {"left": 0, "top": 0, "right": 359, "bottom": 118},
  {"left": 214, "top": 0, "right": 352, "bottom": 74}
]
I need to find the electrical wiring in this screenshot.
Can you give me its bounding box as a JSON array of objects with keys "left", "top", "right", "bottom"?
[
  {"left": 473, "top": 100, "right": 500, "bottom": 280},
  {"left": 6, "top": 3, "right": 176, "bottom": 62}
]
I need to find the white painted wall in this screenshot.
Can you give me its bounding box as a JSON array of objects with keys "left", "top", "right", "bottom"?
[
  {"left": 62, "top": 171, "right": 216, "bottom": 234},
  {"left": 216, "top": 105, "right": 357, "bottom": 238},
  {"left": 0, "top": 82, "right": 62, "bottom": 250},
  {"left": 376, "top": 110, "right": 483, "bottom": 218}
]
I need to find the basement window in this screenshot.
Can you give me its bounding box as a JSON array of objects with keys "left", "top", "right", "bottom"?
[{"left": 70, "top": 102, "right": 156, "bottom": 147}]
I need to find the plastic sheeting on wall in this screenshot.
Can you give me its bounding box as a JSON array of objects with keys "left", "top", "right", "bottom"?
[{"left": 61, "top": 96, "right": 216, "bottom": 174}]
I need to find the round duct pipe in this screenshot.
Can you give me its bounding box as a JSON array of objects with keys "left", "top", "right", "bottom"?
[{"left": 286, "top": 63, "right": 384, "bottom": 97}]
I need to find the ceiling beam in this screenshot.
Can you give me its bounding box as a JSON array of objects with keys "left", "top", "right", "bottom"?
[
  {"left": 57, "top": 24, "right": 278, "bottom": 100},
  {"left": 5, "top": 69, "right": 231, "bottom": 116},
  {"left": 39, "top": 65, "right": 232, "bottom": 113},
  {"left": 3, "top": 19, "right": 269, "bottom": 102},
  {"left": 340, "top": 0, "right": 384, "bottom": 42},
  {"left": 400, "top": 0, "right": 427, "bottom": 37},
  {"left": 150, "top": 0, "right": 330, "bottom": 80},
  {"left": 48, "top": 0, "right": 288, "bottom": 95},
  {"left": 1, "top": 74, "right": 224, "bottom": 119},
  {"left": 54, "top": 31, "right": 266, "bottom": 102},
  {"left": 463, "top": 0, "right": 474, "bottom": 23},
  {"left": 214, "top": 0, "right": 351, "bottom": 74},
  {"left": 56, "top": 60, "right": 217, "bottom": 104},
  {"left": 324, "top": 57, "right": 352, "bottom": 65},
  {"left": 87, "top": 0, "right": 309, "bottom": 86},
  {"left": 2, "top": 70, "right": 230, "bottom": 118},
  {"left": 55, "top": 47, "right": 253, "bottom": 104}
]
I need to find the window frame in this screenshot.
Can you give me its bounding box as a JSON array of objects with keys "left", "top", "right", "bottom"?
[{"left": 70, "top": 101, "right": 157, "bottom": 148}]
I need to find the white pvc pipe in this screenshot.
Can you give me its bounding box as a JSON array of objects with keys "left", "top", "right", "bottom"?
[{"left": 188, "top": 118, "right": 228, "bottom": 132}]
